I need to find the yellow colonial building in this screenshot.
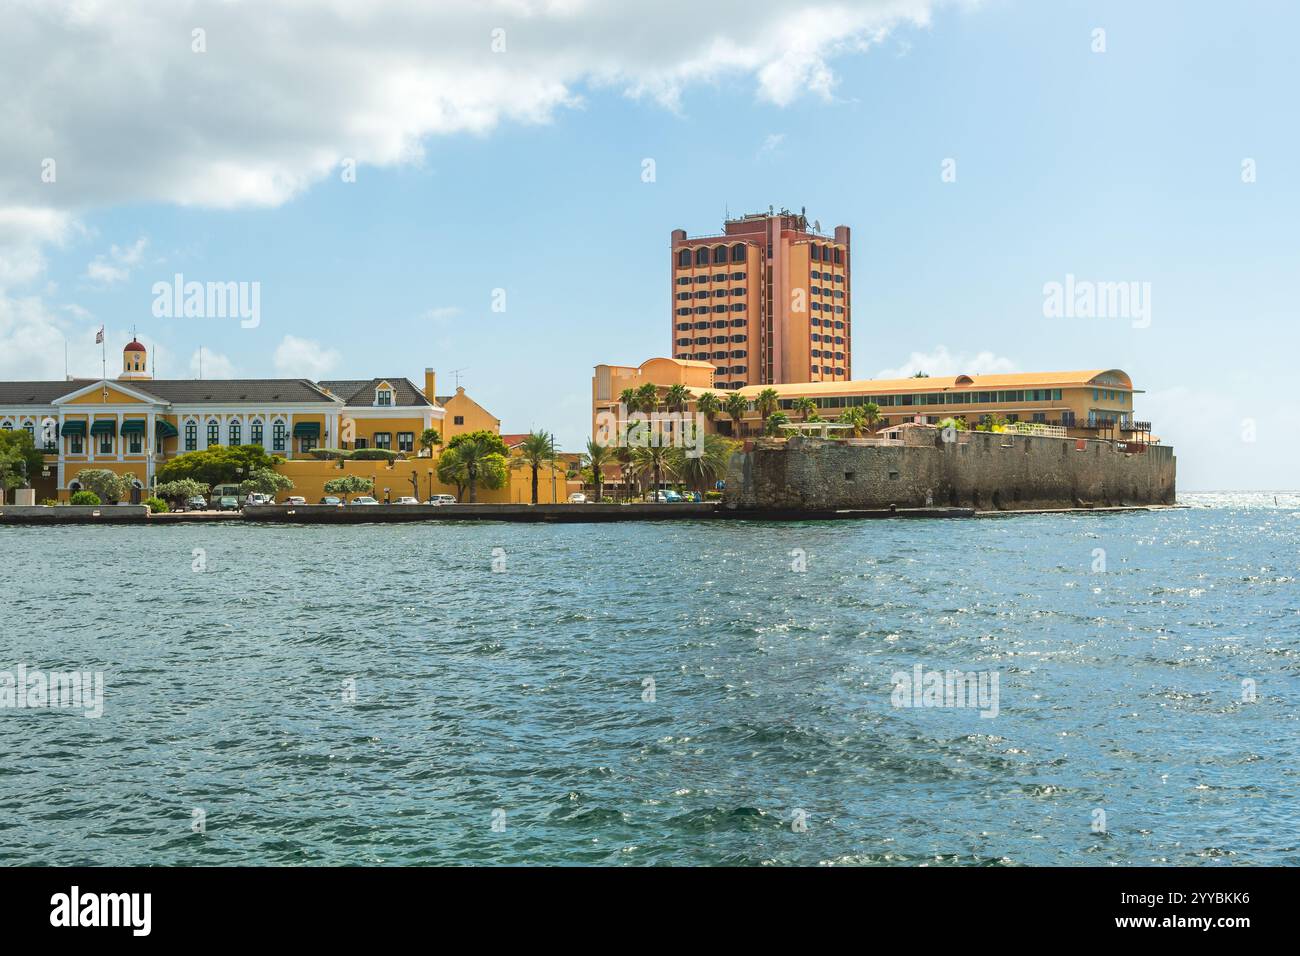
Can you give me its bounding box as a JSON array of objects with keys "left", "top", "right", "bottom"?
[{"left": 1, "top": 342, "right": 565, "bottom": 504}]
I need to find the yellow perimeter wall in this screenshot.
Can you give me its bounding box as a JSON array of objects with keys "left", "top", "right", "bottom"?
[{"left": 277, "top": 457, "right": 567, "bottom": 504}]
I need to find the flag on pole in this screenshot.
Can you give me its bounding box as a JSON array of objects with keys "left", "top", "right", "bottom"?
[{"left": 95, "top": 326, "right": 104, "bottom": 344}]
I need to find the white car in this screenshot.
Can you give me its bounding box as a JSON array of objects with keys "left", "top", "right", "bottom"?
[
  {"left": 349, "top": 496, "right": 379, "bottom": 506},
  {"left": 567, "top": 493, "right": 587, "bottom": 504},
  {"left": 428, "top": 494, "right": 457, "bottom": 505},
  {"left": 395, "top": 496, "right": 419, "bottom": 505},
  {"left": 285, "top": 496, "right": 306, "bottom": 505},
  {"left": 244, "top": 492, "right": 271, "bottom": 506}
]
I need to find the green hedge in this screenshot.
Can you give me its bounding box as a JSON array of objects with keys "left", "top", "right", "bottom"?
[
  {"left": 350, "top": 448, "right": 401, "bottom": 461},
  {"left": 69, "top": 491, "right": 101, "bottom": 506},
  {"left": 144, "top": 497, "right": 169, "bottom": 514}
]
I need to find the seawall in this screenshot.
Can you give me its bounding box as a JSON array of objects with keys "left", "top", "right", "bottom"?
[{"left": 723, "top": 431, "right": 1176, "bottom": 512}]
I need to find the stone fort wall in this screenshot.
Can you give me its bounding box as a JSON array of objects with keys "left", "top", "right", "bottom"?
[{"left": 724, "top": 430, "right": 1176, "bottom": 512}]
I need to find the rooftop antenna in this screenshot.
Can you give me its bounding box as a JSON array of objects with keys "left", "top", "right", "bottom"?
[{"left": 450, "top": 367, "right": 468, "bottom": 389}]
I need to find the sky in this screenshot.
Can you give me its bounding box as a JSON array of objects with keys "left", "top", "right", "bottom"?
[{"left": 1, "top": 0, "right": 1296, "bottom": 489}]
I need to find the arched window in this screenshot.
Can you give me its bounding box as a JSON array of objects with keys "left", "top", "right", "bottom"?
[
  {"left": 207, "top": 419, "right": 220, "bottom": 446},
  {"left": 272, "top": 419, "right": 286, "bottom": 453},
  {"left": 183, "top": 419, "right": 198, "bottom": 451},
  {"left": 731, "top": 244, "right": 746, "bottom": 262},
  {"left": 250, "top": 418, "right": 264, "bottom": 445},
  {"left": 677, "top": 249, "right": 691, "bottom": 267},
  {"left": 712, "top": 246, "right": 727, "bottom": 264},
  {"left": 228, "top": 420, "right": 242, "bottom": 445},
  {"left": 694, "top": 247, "right": 709, "bottom": 266}
]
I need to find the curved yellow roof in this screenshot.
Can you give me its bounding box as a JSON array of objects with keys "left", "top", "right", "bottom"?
[{"left": 686, "top": 369, "right": 1136, "bottom": 398}]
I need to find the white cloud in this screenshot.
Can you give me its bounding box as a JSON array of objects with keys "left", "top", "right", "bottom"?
[
  {"left": 273, "top": 335, "right": 341, "bottom": 379},
  {"left": 84, "top": 237, "right": 148, "bottom": 285},
  {"left": 0, "top": 208, "right": 75, "bottom": 289},
  {"left": 0, "top": 1, "right": 940, "bottom": 218},
  {"left": 875, "top": 345, "right": 1017, "bottom": 380},
  {"left": 189, "top": 348, "right": 235, "bottom": 379},
  {"left": 757, "top": 133, "right": 786, "bottom": 159}
]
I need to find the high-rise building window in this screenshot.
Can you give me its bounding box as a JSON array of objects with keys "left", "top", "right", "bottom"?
[
  {"left": 695, "top": 248, "right": 709, "bottom": 266},
  {"left": 678, "top": 250, "right": 691, "bottom": 267}
]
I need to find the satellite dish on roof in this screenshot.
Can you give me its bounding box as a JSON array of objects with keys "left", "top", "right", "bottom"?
[{"left": 813, "top": 220, "right": 821, "bottom": 233}]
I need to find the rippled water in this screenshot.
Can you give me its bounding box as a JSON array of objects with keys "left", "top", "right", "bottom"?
[{"left": 1, "top": 492, "right": 1297, "bottom": 866}]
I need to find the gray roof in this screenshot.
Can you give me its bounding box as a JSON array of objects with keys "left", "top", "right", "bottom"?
[
  {"left": 136, "top": 379, "right": 337, "bottom": 404},
  {"left": 0, "top": 381, "right": 93, "bottom": 405},
  {"left": 0, "top": 378, "right": 336, "bottom": 406},
  {"left": 318, "top": 378, "right": 433, "bottom": 407}
]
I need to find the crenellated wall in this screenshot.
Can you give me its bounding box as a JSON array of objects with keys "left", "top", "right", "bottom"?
[{"left": 724, "top": 431, "right": 1176, "bottom": 512}]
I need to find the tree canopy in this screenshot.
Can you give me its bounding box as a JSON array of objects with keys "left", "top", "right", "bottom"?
[{"left": 156, "top": 444, "right": 283, "bottom": 486}]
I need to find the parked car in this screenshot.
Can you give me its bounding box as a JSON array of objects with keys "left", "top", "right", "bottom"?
[
  {"left": 394, "top": 496, "right": 419, "bottom": 505},
  {"left": 284, "top": 496, "right": 306, "bottom": 506},
  {"left": 649, "top": 490, "right": 683, "bottom": 503},
  {"left": 567, "top": 493, "right": 587, "bottom": 504},
  {"left": 185, "top": 496, "right": 208, "bottom": 511},
  {"left": 428, "top": 494, "right": 457, "bottom": 505},
  {"left": 349, "top": 496, "right": 379, "bottom": 506},
  {"left": 216, "top": 496, "right": 240, "bottom": 511},
  {"left": 319, "top": 496, "right": 342, "bottom": 506},
  {"left": 244, "top": 493, "right": 271, "bottom": 507}
]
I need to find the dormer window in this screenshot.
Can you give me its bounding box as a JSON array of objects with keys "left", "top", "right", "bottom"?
[{"left": 374, "top": 382, "right": 394, "bottom": 406}]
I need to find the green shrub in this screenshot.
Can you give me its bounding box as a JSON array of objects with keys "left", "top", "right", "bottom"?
[
  {"left": 40, "top": 498, "right": 58, "bottom": 507},
  {"left": 350, "top": 448, "right": 400, "bottom": 461},
  {"left": 704, "top": 490, "right": 723, "bottom": 500},
  {"left": 308, "top": 448, "right": 352, "bottom": 461},
  {"left": 70, "top": 491, "right": 101, "bottom": 506},
  {"left": 144, "top": 497, "right": 169, "bottom": 514}
]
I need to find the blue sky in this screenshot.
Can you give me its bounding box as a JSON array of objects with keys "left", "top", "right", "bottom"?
[{"left": 3, "top": 0, "right": 1296, "bottom": 488}]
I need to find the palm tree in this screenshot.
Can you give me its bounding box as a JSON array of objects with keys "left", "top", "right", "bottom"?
[
  {"left": 511, "top": 430, "right": 556, "bottom": 504},
  {"left": 581, "top": 438, "right": 614, "bottom": 502},
  {"left": 792, "top": 396, "right": 817, "bottom": 422},
  {"left": 838, "top": 406, "right": 867, "bottom": 437},
  {"left": 435, "top": 445, "right": 468, "bottom": 499},
  {"left": 418, "top": 427, "right": 442, "bottom": 457},
  {"left": 635, "top": 383, "right": 659, "bottom": 417},
  {"left": 619, "top": 386, "right": 639, "bottom": 414},
  {"left": 668, "top": 433, "right": 739, "bottom": 494},
  {"left": 630, "top": 443, "right": 677, "bottom": 501},
  {"left": 764, "top": 411, "right": 790, "bottom": 436},
  {"left": 724, "top": 392, "right": 748, "bottom": 437},
  {"left": 615, "top": 446, "right": 635, "bottom": 502},
  {"left": 756, "top": 387, "right": 780, "bottom": 422},
  {"left": 453, "top": 436, "right": 506, "bottom": 502},
  {"left": 696, "top": 391, "right": 721, "bottom": 422},
  {"left": 862, "top": 401, "right": 881, "bottom": 435},
  {"left": 664, "top": 383, "right": 690, "bottom": 414}
]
